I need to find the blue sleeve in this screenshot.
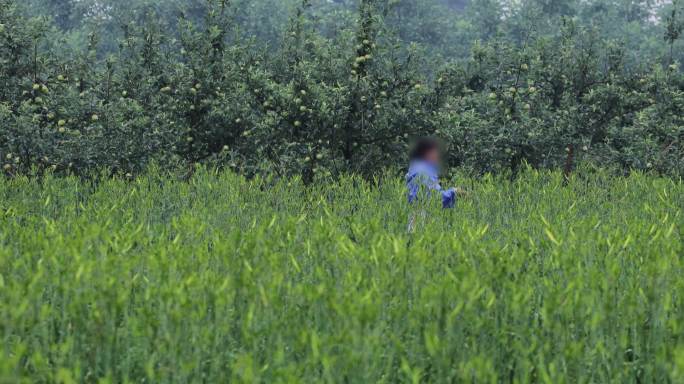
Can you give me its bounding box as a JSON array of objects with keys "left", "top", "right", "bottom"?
[
  {"left": 407, "top": 180, "right": 420, "bottom": 204},
  {"left": 442, "top": 188, "right": 456, "bottom": 209},
  {"left": 407, "top": 169, "right": 430, "bottom": 204},
  {"left": 407, "top": 168, "right": 456, "bottom": 209}
]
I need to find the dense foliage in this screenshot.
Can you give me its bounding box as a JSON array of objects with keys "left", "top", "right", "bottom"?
[
  {"left": 1, "top": 0, "right": 683, "bottom": 179},
  {"left": 0, "top": 168, "right": 682, "bottom": 382}
]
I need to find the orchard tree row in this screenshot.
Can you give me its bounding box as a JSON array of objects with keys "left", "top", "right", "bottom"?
[{"left": 1, "top": 0, "right": 683, "bottom": 180}]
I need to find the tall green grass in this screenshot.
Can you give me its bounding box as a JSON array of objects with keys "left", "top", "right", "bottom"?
[{"left": 0, "top": 168, "right": 682, "bottom": 383}]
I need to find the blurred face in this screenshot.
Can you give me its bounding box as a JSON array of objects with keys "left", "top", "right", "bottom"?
[{"left": 424, "top": 147, "right": 440, "bottom": 164}]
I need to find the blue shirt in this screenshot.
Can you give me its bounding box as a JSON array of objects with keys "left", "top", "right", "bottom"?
[{"left": 406, "top": 160, "right": 456, "bottom": 209}]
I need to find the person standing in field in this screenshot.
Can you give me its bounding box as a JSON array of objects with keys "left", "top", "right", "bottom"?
[{"left": 406, "top": 137, "right": 461, "bottom": 231}]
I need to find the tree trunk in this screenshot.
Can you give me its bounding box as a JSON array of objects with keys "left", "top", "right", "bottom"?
[{"left": 563, "top": 143, "right": 574, "bottom": 184}]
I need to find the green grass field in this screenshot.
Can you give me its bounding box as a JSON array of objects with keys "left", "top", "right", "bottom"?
[{"left": 0, "top": 169, "right": 682, "bottom": 383}]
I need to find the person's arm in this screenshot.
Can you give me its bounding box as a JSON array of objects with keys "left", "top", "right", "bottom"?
[
  {"left": 407, "top": 179, "right": 420, "bottom": 204},
  {"left": 407, "top": 168, "right": 457, "bottom": 208},
  {"left": 441, "top": 188, "right": 457, "bottom": 208},
  {"left": 426, "top": 176, "right": 457, "bottom": 209}
]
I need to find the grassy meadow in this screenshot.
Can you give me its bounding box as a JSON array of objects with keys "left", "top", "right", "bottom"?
[{"left": 0, "top": 168, "right": 682, "bottom": 383}]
